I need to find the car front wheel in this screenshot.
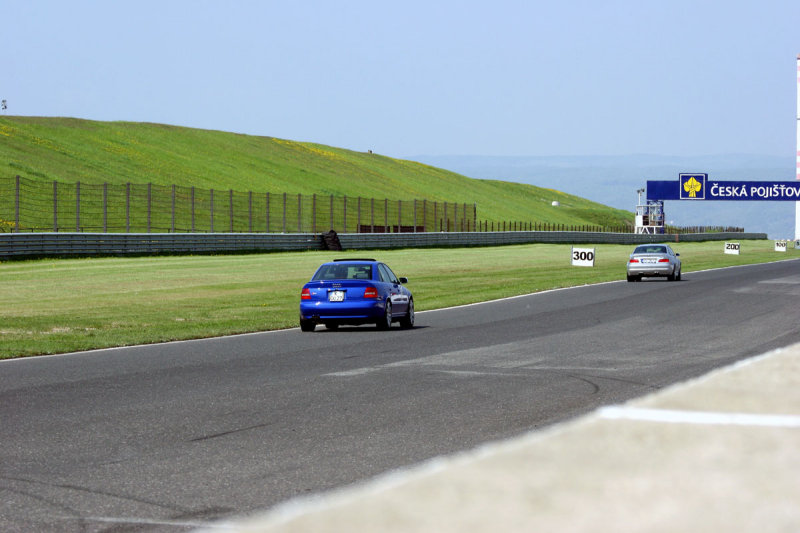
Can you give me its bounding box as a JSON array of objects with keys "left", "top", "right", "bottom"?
[{"left": 399, "top": 299, "right": 414, "bottom": 329}]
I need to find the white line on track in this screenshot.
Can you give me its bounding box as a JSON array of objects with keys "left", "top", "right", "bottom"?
[{"left": 598, "top": 406, "right": 800, "bottom": 428}]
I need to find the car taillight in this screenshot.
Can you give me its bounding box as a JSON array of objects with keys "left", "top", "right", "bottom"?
[
  {"left": 658, "top": 258, "right": 670, "bottom": 263},
  {"left": 629, "top": 258, "right": 639, "bottom": 263},
  {"left": 364, "top": 287, "right": 378, "bottom": 298},
  {"left": 301, "top": 288, "right": 311, "bottom": 300}
]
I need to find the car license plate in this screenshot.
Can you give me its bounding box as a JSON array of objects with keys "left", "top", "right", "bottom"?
[
  {"left": 642, "top": 258, "right": 656, "bottom": 264},
  {"left": 328, "top": 290, "right": 345, "bottom": 302}
]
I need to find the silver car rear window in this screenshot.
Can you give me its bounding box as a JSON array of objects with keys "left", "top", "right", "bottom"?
[{"left": 633, "top": 245, "right": 666, "bottom": 254}]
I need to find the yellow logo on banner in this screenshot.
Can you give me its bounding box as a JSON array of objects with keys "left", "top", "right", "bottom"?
[{"left": 683, "top": 176, "right": 702, "bottom": 198}]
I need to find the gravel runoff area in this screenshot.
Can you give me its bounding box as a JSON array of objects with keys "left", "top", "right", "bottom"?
[{"left": 196, "top": 341, "right": 800, "bottom": 533}]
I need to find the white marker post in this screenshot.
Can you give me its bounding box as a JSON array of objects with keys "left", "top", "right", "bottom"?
[
  {"left": 571, "top": 247, "right": 595, "bottom": 267},
  {"left": 775, "top": 240, "right": 788, "bottom": 252},
  {"left": 724, "top": 242, "right": 740, "bottom": 255}
]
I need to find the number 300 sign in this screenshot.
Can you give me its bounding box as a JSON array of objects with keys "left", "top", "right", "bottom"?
[{"left": 571, "top": 247, "right": 595, "bottom": 267}]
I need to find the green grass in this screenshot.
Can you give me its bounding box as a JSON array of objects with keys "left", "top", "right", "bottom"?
[
  {"left": 1, "top": 240, "right": 795, "bottom": 359},
  {"left": 0, "top": 116, "right": 633, "bottom": 228}
]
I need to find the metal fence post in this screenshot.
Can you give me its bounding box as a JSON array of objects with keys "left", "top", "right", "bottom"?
[
  {"left": 266, "top": 192, "right": 270, "bottom": 232},
  {"left": 53, "top": 180, "right": 58, "bottom": 232},
  {"left": 76, "top": 181, "right": 81, "bottom": 231},
  {"left": 229, "top": 189, "right": 234, "bottom": 233},
  {"left": 147, "top": 183, "right": 151, "bottom": 233},
  {"left": 370, "top": 198, "right": 375, "bottom": 232},
  {"left": 329, "top": 194, "right": 334, "bottom": 231},
  {"left": 413, "top": 199, "right": 417, "bottom": 232},
  {"left": 103, "top": 183, "right": 108, "bottom": 233},
  {"left": 210, "top": 188, "right": 215, "bottom": 233},
  {"left": 357, "top": 197, "right": 362, "bottom": 232},
  {"left": 191, "top": 186, "right": 195, "bottom": 233},
  {"left": 297, "top": 193, "right": 302, "bottom": 233},
  {"left": 171, "top": 184, "right": 175, "bottom": 233},
  {"left": 343, "top": 195, "right": 347, "bottom": 233},
  {"left": 248, "top": 191, "right": 252, "bottom": 233},
  {"left": 125, "top": 183, "right": 130, "bottom": 233},
  {"left": 384, "top": 198, "right": 388, "bottom": 232},
  {"left": 398, "top": 200, "right": 402, "bottom": 231},
  {"left": 282, "top": 192, "right": 287, "bottom": 233},
  {"left": 312, "top": 193, "right": 316, "bottom": 233},
  {"left": 14, "top": 175, "right": 19, "bottom": 232}
]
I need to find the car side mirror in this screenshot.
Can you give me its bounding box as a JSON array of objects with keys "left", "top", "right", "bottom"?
[
  {"left": 399, "top": 277, "right": 408, "bottom": 284},
  {"left": 676, "top": 253, "right": 680, "bottom": 256}
]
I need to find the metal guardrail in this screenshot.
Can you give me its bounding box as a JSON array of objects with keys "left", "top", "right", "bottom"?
[{"left": 0, "top": 231, "right": 768, "bottom": 259}]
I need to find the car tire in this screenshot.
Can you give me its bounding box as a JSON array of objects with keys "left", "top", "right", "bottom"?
[
  {"left": 300, "top": 319, "right": 316, "bottom": 332},
  {"left": 676, "top": 267, "right": 682, "bottom": 281},
  {"left": 668, "top": 268, "right": 676, "bottom": 281},
  {"left": 399, "top": 298, "right": 414, "bottom": 329},
  {"left": 376, "top": 300, "right": 392, "bottom": 330},
  {"left": 324, "top": 323, "right": 339, "bottom": 330},
  {"left": 627, "top": 275, "right": 635, "bottom": 282}
]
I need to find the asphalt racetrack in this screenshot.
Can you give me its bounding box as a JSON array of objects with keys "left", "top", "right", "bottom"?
[{"left": 2, "top": 259, "right": 799, "bottom": 532}]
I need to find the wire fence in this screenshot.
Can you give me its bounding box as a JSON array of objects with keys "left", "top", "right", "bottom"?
[
  {"left": 1, "top": 176, "right": 479, "bottom": 234},
  {"left": 0, "top": 176, "right": 742, "bottom": 235}
]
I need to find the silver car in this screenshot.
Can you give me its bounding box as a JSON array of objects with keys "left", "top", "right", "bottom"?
[{"left": 626, "top": 244, "right": 681, "bottom": 282}]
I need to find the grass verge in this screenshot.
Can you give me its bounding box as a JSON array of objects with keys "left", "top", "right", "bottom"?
[{"left": 1, "top": 240, "right": 796, "bottom": 359}]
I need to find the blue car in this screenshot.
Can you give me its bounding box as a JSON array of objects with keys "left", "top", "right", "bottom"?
[{"left": 300, "top": 259, "right": 414, "bottom": 331}]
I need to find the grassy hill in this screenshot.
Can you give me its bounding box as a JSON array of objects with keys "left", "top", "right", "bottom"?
[{"left": 0, "top": 116, "right": 633, "bottom": 228}]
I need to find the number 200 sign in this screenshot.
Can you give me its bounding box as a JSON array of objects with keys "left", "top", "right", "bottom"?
[{"left": 571, "top": 247, "right": 595, "bottom": 267}]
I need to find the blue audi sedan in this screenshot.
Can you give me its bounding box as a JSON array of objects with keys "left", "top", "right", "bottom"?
[{"left": 300, "top": 259, "right": 414, "bottom": 331}]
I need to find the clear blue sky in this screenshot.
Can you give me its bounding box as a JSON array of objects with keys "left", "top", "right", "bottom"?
[{"left": 4, "top": 0, "right": 799, "bottom": 158}]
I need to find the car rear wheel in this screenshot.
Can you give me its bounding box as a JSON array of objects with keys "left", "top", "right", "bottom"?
[
  {"left": 399, "top": 298, "right": 414, "bottom": 329},
  {"left": 324, "top": 323, "right": 339, "bottom": 330},
  {"left": 300, "top": 319, "right": 316, "bottom": 332},
  {"left": 376, "top": 300, "right": 392, "bottom": 330}
]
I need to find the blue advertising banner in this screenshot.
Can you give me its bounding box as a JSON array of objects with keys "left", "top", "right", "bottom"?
[{"left": 647, "top": 174, "right": 800, "bottom": 201}]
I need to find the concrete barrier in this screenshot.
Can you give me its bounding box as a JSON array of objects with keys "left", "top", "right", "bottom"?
[{"left": 0, "top": 231, "right": 768, "bottom": 259}]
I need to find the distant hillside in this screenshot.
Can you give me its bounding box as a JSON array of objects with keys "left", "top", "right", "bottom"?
[
  {"left": 0, "top": 116, "right": 633, "bottom": 228},
  {"left": 414, "top": 154, "right": 795, "bottom": 238}
]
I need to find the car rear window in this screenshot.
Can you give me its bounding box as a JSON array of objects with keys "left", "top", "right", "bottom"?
[
  {"left": 634, "top": 245, "right": 666, "bottom": 254},
  {"left": 312, "top": 264, "right": 372, "bottom": 281}
]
